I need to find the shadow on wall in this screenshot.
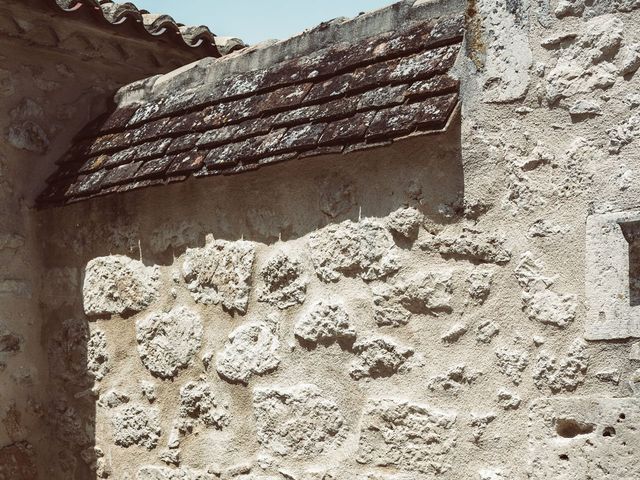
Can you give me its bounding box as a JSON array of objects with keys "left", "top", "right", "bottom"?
[{"left": 36, "top": 122, "right": 463, "bottom": 479}]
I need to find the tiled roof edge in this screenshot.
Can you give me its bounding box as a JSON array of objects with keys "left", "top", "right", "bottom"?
[
  {"left": 115, "top": 0, "right": 465, "bottom": 107},
  {"left": 37, "top": 3, "right": 465, "bottom": 207},
  {"left": 34, "top": 0, "right": 246, "bottom": 57}
]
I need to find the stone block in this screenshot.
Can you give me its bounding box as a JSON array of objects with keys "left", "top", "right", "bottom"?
[
  {"left": 308, "top": 218, "right": 399, "bottom": 282},
  {"left": 253, "top": 384, "right": 346, "bottom": 458},
  {"left": 136, "top": 307, "right": 203, "bottom": 379},
  {"left": 111, "top": 404, "right": 161, "bottom": 450},
  {"left": 294, "top": 300, "right": 356, "bottom": 346},
  {"left": 258, "top": 252, "right": 307, "bottom": 309},
  {"left": 585, "top": 210, "right": 640, "bottom": 339},
  {"left": 358, "top": 399, "right": 457, "bottom": 474},
  {"left": 83, "top": 255, "right": 160, "bottom": 317},
  {"left": 216, "top": 321, "right": 280, "bottom": 384},
  {"left": 528, "top": 397, "right": 640, "bottom": 479},
  {"left": 182, "top": 238, "right": 255, "bottom": 314}
]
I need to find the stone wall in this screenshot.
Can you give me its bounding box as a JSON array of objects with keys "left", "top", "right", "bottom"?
[
  {"left": 15, "top": 0, "right": 640, "bottom": 479},
  {"left": 0, "top": 3, "right": 210, "bottom": 478}
]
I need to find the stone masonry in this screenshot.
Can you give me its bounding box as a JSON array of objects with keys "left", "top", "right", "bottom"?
[{"left": 2, "top": 0, "right": 640, "bottom": 479}]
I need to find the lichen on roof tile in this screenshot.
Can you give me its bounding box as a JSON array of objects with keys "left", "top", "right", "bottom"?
[{"left": 38, "top": 2, "right": 464, "bottom": 207}]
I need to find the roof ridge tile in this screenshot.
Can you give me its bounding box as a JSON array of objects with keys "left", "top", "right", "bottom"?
[{"left": 44, "top": 0, "right": 247, "bottom": 57}]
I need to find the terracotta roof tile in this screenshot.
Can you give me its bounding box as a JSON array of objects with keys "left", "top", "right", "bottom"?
[
  {"left": 39, "top": 0, "right": 247, "bottom": 58},
  {"left": 166, "top": 151, "right": 207, "bottom": 175},
  {"left": 133, "top": 156, "right": 175, "bottom": 180},
  {"left": 38, "top": 12, "right": 464, "bottom": 207}
]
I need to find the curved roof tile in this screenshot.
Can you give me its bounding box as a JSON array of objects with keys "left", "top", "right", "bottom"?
[{"left": 46, "top": 0, "right": 245, "bottom": 56}]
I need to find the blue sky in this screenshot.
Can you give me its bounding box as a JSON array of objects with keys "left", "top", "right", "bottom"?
[{"left": 134, "top": 1, "right": 396, "bottom": 45}]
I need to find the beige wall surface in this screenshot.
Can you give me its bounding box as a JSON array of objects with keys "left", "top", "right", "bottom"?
[
  {"left": 0, "top": 3, "right": 209, "bottom": 478},
  {"left": 4, "top": 0, "right": 640, "bottom": 479}
]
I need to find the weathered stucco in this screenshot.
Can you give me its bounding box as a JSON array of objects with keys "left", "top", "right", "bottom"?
[
  {"left": 0, "top": 1, "right": 221, "bottom": 478},
  {"left": 3, "top": 0, "right": 640, "bottom": 479}
]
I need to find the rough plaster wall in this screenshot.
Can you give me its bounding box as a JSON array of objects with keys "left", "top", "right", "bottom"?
[
  {"left": 31, "top": 1, "right": 640, "bottom": 479},
  {"left": 0, "top": 6, "right": 204, "bottom": 478},
  {"left": 0, "top": 37, "right": 120, "bottom": 479}
]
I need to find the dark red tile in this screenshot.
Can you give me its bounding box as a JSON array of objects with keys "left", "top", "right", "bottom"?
[
  {"left": 365, "top": 93, "right": 458, "bottom": 140},
  {"left": 258, "top": 83, "right": 313, "bottom": 114},
  {"left": 167, "top": 134, "right": 200, "bottom": 154},
  {"left": 67, "top": 169, "right": 108, "bottom": 196},
  {"left": 356, "top": 84, "right": 408, "bottom": 110},
  {"left": 101, "top": 161, "right": 144, "bottom": 187},
  {"left": 133, "top": 156, "right": 175, "bottom": 180},
  {"left": 389, "top": 44, "right": 459, "bottom": 84},
  {"left": 405, "top": 74, "right": 459, "bottom": 99},
  {"left": 167, "top": 151, "right": 206, "bottom": 174},
  {"left": 319, "top": 111, "right": 377, "bottom": 145}
]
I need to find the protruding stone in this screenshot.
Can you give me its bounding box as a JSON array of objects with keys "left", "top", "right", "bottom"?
[
  {"left": 373, "top": 270, "right": 453, "bottom": 327},
  {"left": 0, "top": 233, "right": 24, "bottom": 251},
  {"left": 136, "top": 307, "right": 203, "bottom": 379},
  {"left": 141, "top": 381, "right": 156, "bottom": 403},
  {"left": 495, "top": 348, "right": 529, "bottom": 385},
  {"left": 216, "top": 321, "right": 280, "bottom": 384},
  {"left": 221, "top": 462, "right": 252, "bottom": 479},
  {"left": 7, "top": 121, "right": 49, "bottom": 153},
  {"left": 111, "top": 404, "right": 161, "bottom": 450},
  {"left": 0, "top": 323, "right": 22, "bottom": 371},
  {"left": 515, "top": 253, "right": 576, "bottom": 328},
  {"left": 496, "top": 388, "right": 521, "bottom": 410},
  {"left": 294, "top": 300, "right": 356, "bottom": 346},
  {"left": 350, "top": 337, "right": 416, "bottom": 380},
  {"left": 182, "top": 238, "right": 256, "bottom": 313},
  {"left": 258, "top": 252, "right": 307, "bottom": 309},
  {"left": 521, "top": 289, "right": 577, "bottom": 328},
  {"left": 595, "top": 369, "right": 620, "bottom": 384},
  {"left": 467, "top": 267, "right": 494, "bottom": 305},
  {"left": 50, "top": 398, "right": 92, "bottom": 447},
  {"left": 99, "top": 390, "right": 130, "bottom": 409},
  {"left": 621, "top": 43, "right": 640, "bottom": 75},
  {"left": 48, "top": 318, "right": 91, "bottom": 386},
  {"left": 318, "top": 173, "right": 355, "bottom": 218},
  {"left": 386, "top": 207, "right": 422, "bottom": 240},
  {"left": 469, "top": 412, "right": 496, "bottom": 444},
  {"left": 87, "top": 330, "right": 109, "bottom": 381},
  {"left": 308, "top": 218, "right": 399, "bottom": 282},
  {"left": 159, "top": 449, "right": 180, "bottom": 466},
  {"left": 555, "top": 0, "right": 584, "bottom": 18},
  {"left": 514, "top": 252, "right": 553, "bottom": 289},
  {"left": 608, "top": 112, "right": 640, "bottom": 154},
  {"left": 358, "top": 399, "right": 457, "bottom": 474},
  {"left": 179, "top": 381, "right": 229, "bottom": 432},
  {"left": 569, "top": 99, "right": 602, "bottom": 117},
  {"left": 528, "top": 219, "right": 569, "bottom": 238},
  {"left": 419, "top": 228, "right": 511, "bottom": 264},
  {"left": 428, "top": 364, "right": 481, "bottom": 392},
  {"left": 137, "top": 465, "right": 215, "bottom": 480},
  {"left": 441, "top": 323, "right": 467, "bottom": 344},
  {"left": 533, "top": 340, "right": 588, "bottom": 393},
  {"left": 545, "top": 15, "right": 623, "bottom": 104},
  {"left": 253, "top": 384, "right": 346, "bottom": 458},
  {"left": 83, "top": 255, "right": 160, "bottom": 317},
  {"left": 476, "top": 321, "right": 500, "bottom": 344}
]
